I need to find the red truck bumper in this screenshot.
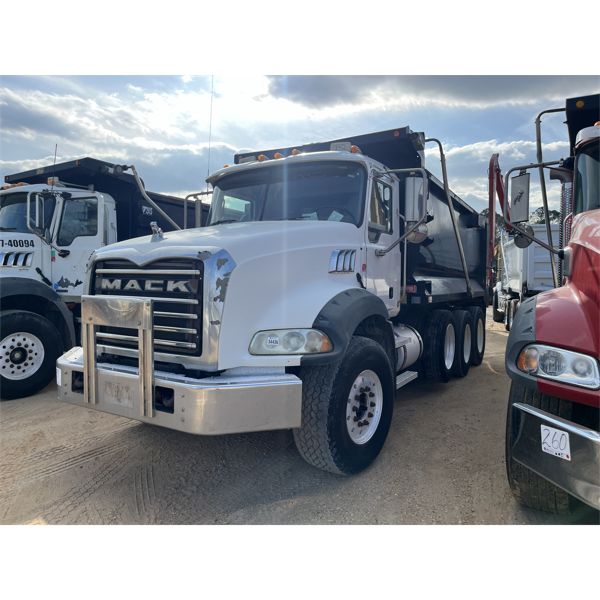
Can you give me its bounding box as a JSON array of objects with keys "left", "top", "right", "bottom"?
[{"left": 510, "top": 402, "right": 600, "bottom": 510}]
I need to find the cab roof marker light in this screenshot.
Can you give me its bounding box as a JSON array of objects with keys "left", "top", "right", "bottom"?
[
  {"left": 273, "top": 152, "right": 283, "bottom": 159},
  {"left": 350, "top": 145, "right": 361, "bottom": 154},
  {"left": 291, "top": 149, "right": 301, "bottom": 155},
  {"left": 257, "top": 154, "right": 268, "bottom": 162}
]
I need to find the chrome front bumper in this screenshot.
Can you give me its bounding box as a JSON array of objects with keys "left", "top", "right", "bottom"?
[
  {"left": 511, "top": 402, "right": 600, "bottom": 510},
  {"left": 56, "top": 295, "right": 302, "bottom": 435}
]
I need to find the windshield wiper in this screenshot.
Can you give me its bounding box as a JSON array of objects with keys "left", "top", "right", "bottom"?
[
  {"left": 0, "top": 226, "right": 17, "bottom": 231},
  {"left": 210, "top": 219, "right": 239, "bottom": 226}
]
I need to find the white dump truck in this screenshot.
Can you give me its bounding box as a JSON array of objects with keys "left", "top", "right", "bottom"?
[
  {"left": 492, "top": 224, "right": 559, "bottom": 330},
  {"left": 0, "top": 158, "right": 208, "bottom": 399},
  {"left": 57, "top": 128, "right": 489, "bottom": 474}
]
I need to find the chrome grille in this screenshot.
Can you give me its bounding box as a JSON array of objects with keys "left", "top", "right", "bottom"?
[{"left": 91, "top": 258, "right": 203, "bottom": 356}]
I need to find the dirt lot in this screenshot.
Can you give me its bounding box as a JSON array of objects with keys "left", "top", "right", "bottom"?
[{"left": 1, "top": 312, "right": 598, "bottom": 525}]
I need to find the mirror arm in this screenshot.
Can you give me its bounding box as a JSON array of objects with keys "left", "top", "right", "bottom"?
[
  {"left": 536, "top": 108, "right": 565, "bottom": 288},
  {"left": 184, "top": 190, "right": 212, "bottom": 228}
]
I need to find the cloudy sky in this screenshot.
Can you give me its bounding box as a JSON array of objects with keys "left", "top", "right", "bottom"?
[{"left": 1, "top": 75, "right": 598, "bottom": 212}]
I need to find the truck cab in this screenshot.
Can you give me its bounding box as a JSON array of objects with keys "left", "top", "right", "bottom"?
[
  {"left": 503, "top": 95, "right": 600, "bottom": 515},
  {"left": 1, "top": 158, "right": 207, "bottom": 400},
  {"left": 0, "top": 181, "right": 116, "bottom": 399},
  {"left": 0, "top": 182, "right": 116, "bottom": 297},
  {"left": 57, "top": 127, "right": 488, "bottom": 475}
]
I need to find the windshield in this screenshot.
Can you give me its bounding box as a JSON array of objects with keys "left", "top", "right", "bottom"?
[
  {"left": 574, "top": 142, "right": 599, "bottom": 214},
  {"left": 208, "top": 161, "right": 367, "bottom": 227},
  {"left": 0, "top": 192, "right": 56, "bottom": 233}
]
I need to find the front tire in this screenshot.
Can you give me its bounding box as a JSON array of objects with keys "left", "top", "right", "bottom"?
[
  {"left": 293, "top": 336, "right": 394, "bottom": 475},
  {"left": 505, "top": 381, "right": 573, "bottom": 514},
  {"left": 0, "top": 310, "right": 61, "bottom": 400}
]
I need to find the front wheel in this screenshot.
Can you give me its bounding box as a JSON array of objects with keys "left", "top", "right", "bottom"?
[
  {"left": 293, "top": 336, "right": 394, "bottom": 475},
  {"left": 0, "top": 310, "right": 61, "bottom": 400},
  {"left": 505, "top": 381, "right": 573, "bottom": 514}
]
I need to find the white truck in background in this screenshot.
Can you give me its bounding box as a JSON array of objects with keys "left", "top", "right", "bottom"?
[
  {"left": 0, "top": 158, "right": 208, "bottom": 400},
  {"left": 492, "top": 223, "right": 559, "bottom": 330}
]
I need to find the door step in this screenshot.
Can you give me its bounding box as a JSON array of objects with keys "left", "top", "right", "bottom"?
[{"left": 396, "top": 370, "right": 418, "bottom": 389}]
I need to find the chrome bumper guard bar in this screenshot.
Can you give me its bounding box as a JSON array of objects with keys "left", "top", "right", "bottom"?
[
  {"left": 58, "top": 295, "right": 302, "bottom": 435},
  {"left": 82, "top": 295, "right": 155, "bottom": 417},
  {"left": 511, "top": 402, "right": 600, "bottom": 510}
]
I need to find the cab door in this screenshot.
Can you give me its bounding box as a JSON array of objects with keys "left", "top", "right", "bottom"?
[
  {"left": 364, "top": 175, "right": 401, "bottom": 316},
  {"left": 51, "top": 193, "right": 103, "bottom": 301}
]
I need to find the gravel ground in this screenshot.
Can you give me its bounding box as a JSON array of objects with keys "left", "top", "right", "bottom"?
[{"left": 1, "top": 311, "right": 598, "bottom": 525}]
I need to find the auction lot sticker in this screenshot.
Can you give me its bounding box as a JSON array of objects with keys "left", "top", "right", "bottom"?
[{"left": 540, "top": 425, "right": 571, "bottom": 461}]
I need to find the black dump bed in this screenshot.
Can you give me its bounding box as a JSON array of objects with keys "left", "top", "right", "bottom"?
[
  {"left": 238, "top": 127, "right": 487, "bottom": 304},
  {"left": 566, "top": 93, "right": 600, "bottom": 153},
  {"left": 235, "top": 126, "right": 425, "bottom": 171},
  {"left": 5, "top": 157, "right": 208, "bottom": 240}
]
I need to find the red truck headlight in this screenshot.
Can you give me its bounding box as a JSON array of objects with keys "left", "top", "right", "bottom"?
[{"left": 517, "top": 344, "right": 600, "bottom": 389}]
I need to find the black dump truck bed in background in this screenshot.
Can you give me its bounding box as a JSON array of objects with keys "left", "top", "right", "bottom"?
[
  {"left": 566, "top": 94, "right": 600, "bottom": 152},
  {"left": 238, "top": 127, "right": 487, "bottom": 304},
  {"left": 5, "top": 157, "right": 208, "bottom": 240}
]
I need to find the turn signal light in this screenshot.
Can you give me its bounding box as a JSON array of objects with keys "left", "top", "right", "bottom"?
[{"left": 517, "top": 347, "right": 539, "bottom": 374}]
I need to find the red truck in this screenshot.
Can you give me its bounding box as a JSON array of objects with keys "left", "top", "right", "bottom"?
[{"left": 499, "top": 94, "right": 599, "bottom": 515}]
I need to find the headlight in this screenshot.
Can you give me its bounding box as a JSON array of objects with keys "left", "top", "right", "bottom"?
[
  {"left": 517, "top": 344, "right": 600, "bottom": 389},
  {"left": 249, "top": 329, "right": 333, "bottom": 355}
]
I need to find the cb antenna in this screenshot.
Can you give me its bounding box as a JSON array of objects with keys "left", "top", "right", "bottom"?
[
  {"left": 50, "top": 144, "right": 58, "bottom": 191},
  {"left": 206, "top": 75, "right": 214, "bottom": 193}
]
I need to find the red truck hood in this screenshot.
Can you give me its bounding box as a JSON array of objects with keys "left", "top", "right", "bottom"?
[
  {"left": 536, "top": 209, "right": 600, "bottom": 358},
  {"left": 535, "top": 210, "right": 600, "bottom": 407}
]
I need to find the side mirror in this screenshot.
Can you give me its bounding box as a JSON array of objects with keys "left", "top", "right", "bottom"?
[
  {"left": 509, "top": 172, "right": 530, "bottom": 223},
  {"left": 404, "top": 175, "right": 427, "bottom": 222}
]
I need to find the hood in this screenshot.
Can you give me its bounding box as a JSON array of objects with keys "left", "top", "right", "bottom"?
[
  {"left": 92, "top": 220, "right": 364, "bottom": 266},
  {"left": 536, "top": 209, "right": 600, "bottom": 359}
]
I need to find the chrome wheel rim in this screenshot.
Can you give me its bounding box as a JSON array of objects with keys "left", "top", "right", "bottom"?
[
  {"left": 1, "top": 332, "right": 45, "bottom": 381},
  {"left": 477, "top": 318, "right": 484, "bottom": 353},
  {"left": 444, "top": 323, "right": 456, "bottom": 370},
  {"left": 463, "top": 323, "right": 471, "bottom": 364},
  {"left": 346, "top": 369, "right": 383, "bottom": 445}
]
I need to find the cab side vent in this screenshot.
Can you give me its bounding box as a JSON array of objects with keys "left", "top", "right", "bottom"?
[{"left": 329, "top": 249, "right": 356, "bottom": 273}]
